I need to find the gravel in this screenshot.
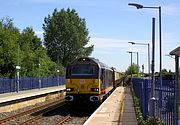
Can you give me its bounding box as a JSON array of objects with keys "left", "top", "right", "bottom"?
[{"left": 0, "top": 100, "right": 98, "bottom": 125}]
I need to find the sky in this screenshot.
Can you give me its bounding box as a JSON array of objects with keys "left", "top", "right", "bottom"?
[{"left": 1, "top": 0, "right": 180, "bottom": 73}]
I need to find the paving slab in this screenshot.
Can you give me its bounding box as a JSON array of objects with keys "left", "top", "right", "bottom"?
[{"left": 121, "top": 87, "right": 138, "bottom": 125}]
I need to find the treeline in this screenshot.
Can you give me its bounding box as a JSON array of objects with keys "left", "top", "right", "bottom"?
[
  {"left": 0, "top": 8, "right": 93, "bottom": 78},
  {"left": 0, "top": 17, "right": 60, "bottom": 77}
]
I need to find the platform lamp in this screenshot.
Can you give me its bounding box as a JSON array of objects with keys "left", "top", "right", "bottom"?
[
  {"left": 57, "top": 69, "right": 60, "bottom": 86},
  {"left": 16, "top": 65, "right": 20, "bottom": 92},
  {"left": 128, "top": 42, "right": 150, "bottom": 80},
  {"left": 127, "top": 51, "right": 133, "bottom": 89},
  {"left": 128, "top": 3, "right": 163, "bottom": 117}
]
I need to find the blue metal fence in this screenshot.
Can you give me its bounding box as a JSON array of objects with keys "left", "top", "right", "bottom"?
[
  {"left": 132, "top": 78, "right": 175, "bottom": 125},
  {"left": 0, "top": 76, "right": 65, "bottom": 94}
]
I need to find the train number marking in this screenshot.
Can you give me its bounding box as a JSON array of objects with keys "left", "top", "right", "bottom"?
[{"left": 79, "top": 79, "right": 85, "bottom": 84}]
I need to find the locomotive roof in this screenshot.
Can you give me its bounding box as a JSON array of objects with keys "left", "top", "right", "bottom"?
[
  {"left": 73, "top": 57, "right": 112, "bottom": 70},
  {"left": 90, "top": 57, "right": 111, "bottom": 69}
]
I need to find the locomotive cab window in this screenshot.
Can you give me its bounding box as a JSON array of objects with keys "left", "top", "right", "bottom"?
[
  {"left": 66, "top": 64, "right": 99, "bottom": 79},
  {"left": 71, "top": 65, "right": 96, "bottom": 75}
]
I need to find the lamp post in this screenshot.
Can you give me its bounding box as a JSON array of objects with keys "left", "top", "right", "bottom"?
[
  {"left": 128, "top": 2, "right": 162, "bottom": 102},
  {"left": 16, "top": 66, "right": 20, "bottom": 92},
  {"left": 16, "top": 42, "right": 20, "bottom": 92},
  {"left": 127, "top": 51, "right": 139, "bottom": 87},
  {"left": 128, "top": 42, "right": 150, "bottom": 80},
  {"left": 142, "top": 64, "right": 144, "bottom": 78},
  {"left": 56, "top": 53, "right": 60, "bottom": 86},
  {"left": 127, "top": 51, "right": 139, "bottom": 77},
  {"left": 38, "top": 63, "right": 41, "bottom": 89},
  {"left": 127, "top": 51, "right": 133, "bottom": 88},
  {"left": 137, "top": 52, "right": 139, "bottom": 77},
  {"left": 57, "top": 69, "right": 60, "bottom": 86},
  {"left": 151, "top": 18, "right": 156, "bottom": 117}
]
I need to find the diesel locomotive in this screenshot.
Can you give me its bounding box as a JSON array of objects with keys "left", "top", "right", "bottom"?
[{"left": 65, "top": 57, "right": 122, "bottom": 102}]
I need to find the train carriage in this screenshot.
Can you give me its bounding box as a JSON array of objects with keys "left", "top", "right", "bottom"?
[{"left": 112, "top": 68, "right": 123, "bottom": 87}]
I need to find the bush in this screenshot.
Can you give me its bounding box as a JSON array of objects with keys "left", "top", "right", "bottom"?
[
  {"left": 132, "top": 88, "right": 165, "bottom": 125},
  {"left": 132, "top": 89, "right": 146, "bottom": 125},
  {"left": 146, "top": 117, "right": 165, "bottom": 125}
]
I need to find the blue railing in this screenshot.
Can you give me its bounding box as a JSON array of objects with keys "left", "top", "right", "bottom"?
[
  {"left": 0, "top": 76, "right": 65, "bottom": 94},
  {"left": 132, "top": 78, "right": 175, "bottom": 125}
]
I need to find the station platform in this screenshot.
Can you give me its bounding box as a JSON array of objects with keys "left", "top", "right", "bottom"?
[
  {"left": 122, "top": 87, "right": 138, "bottom": 125},
  {"left": 0, "top": 85, "right": 65, "bottom": 104},
  {"left": 84, "top": 87, "right": 138, "bottom": 125}
]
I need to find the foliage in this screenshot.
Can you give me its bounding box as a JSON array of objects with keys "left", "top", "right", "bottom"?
[
  {"left": 125, "top": 63, "right": 139, "bottom": 75},
  {"left": 146, "top": 117, "right": 165, "bottom": 125},
  {"left": 43, "top": 8, "right": 94, "bottom": 67},
  {"left": 0, "top": 17, "right": 65, "bottom": 77},
  {"left": 132, "top": 88, "right": 165, "bottom": 125},
  {"left": 132, "top": 89, "right": 146, "bottom": 125},
  {"left": 0, "top": 17, "right": 19, "bottom": 77},
  {"left": 18, "top": 27, "right": 60, "bottom": 77},
  {"left": 162, "top": 68, "right": 171, "bottom": 75}
]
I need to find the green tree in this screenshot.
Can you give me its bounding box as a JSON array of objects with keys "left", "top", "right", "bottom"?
[
  {"left": 125, "top": 63, "right": 139, "bottom": 75},
  {"left": 19, "top": 27, "right": 61, "bottom": 77},
  {"left": 43, "top": 8, "right": 94, "bottom": 67},
  {"left": 0, "top": 17, "right": 64, "bottom": 77},
  {"left": 19, "top": 27, "right": 41, "bottom": 77},
  {"left": 162, "top": 69, "right": 168, "bottom": 75},
  {"left": 0, "top": 17, "right": 20, "bottom": 77},
  {"left": 162, "top": 68, "right": 174, "bottom": 75}
]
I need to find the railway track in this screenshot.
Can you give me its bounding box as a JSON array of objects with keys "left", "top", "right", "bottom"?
[
  {"left": 0, "top": 98, "right": 65, "bottom": 124},
  {"left": 19, "top": 101, "right": 66, "bottom": 125},
  {"left": 54, "top": 114, "right": 71, "bottom": 125},
  {"left": 0, "top": 97, "right": 101, "bottom": 125}
]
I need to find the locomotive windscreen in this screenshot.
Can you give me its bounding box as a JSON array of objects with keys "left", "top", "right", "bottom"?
[{"left": 66, "top": 64, "right": 99, "bottom": 79}]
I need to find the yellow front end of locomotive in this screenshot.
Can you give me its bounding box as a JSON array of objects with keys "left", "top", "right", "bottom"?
[{"left": 66, "top": 79, "right": 101, "bottom": 94}]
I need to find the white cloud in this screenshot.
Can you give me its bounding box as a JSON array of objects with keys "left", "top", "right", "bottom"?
[
  {"left": 163, "top": 5, "right": 180, "bottom": 16},
  {"left": 88, "top": 37, "right": 150, "bottom": 54},
  {"left": 88, "top": 37, "right": 129, "bottom": 48},
  {"left": 35, "top": 31, "right": 43, "bottom": 35},
  {"left": 35, "top": 31, "right": 43, "bottom": 39},
  {"left": 86, "top": 37, "right": 177, "bottom": 72}
]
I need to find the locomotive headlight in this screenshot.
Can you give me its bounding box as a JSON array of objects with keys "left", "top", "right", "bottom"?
[
  {"left": 66, "top": 88, "right": 71, "bottom": 91},
  {"left": 91, "top": 88, "right": 99, "bottom": 92},
  {"left": 66, "top": 88, "right": 74, "bottom": 92}
]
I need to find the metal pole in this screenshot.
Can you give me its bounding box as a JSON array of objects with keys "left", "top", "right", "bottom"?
[
  {"left": 159, "top": 7, "right": 162, "bottom": 87},
  {"left": 151, "top": 17, "right": 156, "bottom": 117},
  {"left": 17, "top": 43, "right": 20, "bottom": 92},
  {"left": 148, "top": 43, "right": 150, "bottom": 81},
  {"left": 159, "top": 7, "right": 163, "bottom": 112},
  {"left": 174, "top": 55, "right": 179, "bottom": 125},
  {"left": 142, "top": 64, "right": 144, "bottom": 78},
  {"left": 38, "top": 58, "right": 41, "bottom": 89},
  {"left": 17, "top": 70, "right": 19, "bottom": 92},
  {"left": 137, "top": 52, "right": 139, "bottom": 77},
  {"left": 57, "top": 70, "right": 60, "bottom": 86},
  {"left": 128, "top": 42, "right": 150, "bottom": 78},
  {"left": 131, "top": 52, "right": 133, "bottom": 88},
  {"left": 58, "top": 54, "right": 60, "bottom": 86}
]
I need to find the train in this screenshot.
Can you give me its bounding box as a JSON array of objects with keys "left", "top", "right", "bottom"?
[{"left": 65, "top": 57, "right": 123, "bottom": 103}]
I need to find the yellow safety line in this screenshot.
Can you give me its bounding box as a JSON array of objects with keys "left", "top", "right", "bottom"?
[{"left": 119, "top": 94, "right": 125, "bottom": 125}]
